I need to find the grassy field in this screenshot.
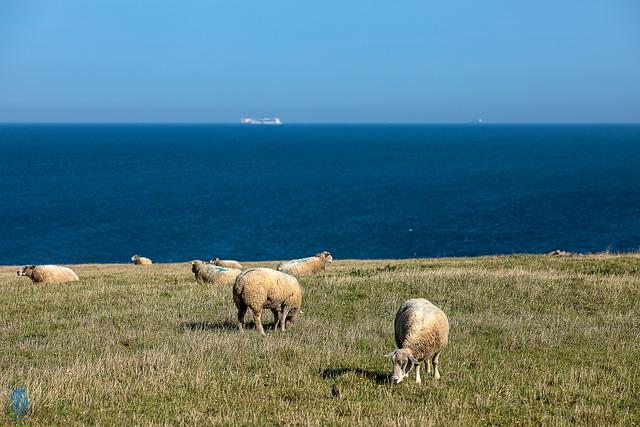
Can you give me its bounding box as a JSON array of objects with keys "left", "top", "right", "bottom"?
[{"left": 1, "top": 254, "right": 639, "bottom": 426}]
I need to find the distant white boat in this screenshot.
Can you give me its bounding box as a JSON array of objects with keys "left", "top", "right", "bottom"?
[{"left": 241, "top": 117, "right": 282, "bottom": 125}]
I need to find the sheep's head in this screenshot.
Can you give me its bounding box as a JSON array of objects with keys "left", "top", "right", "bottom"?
[
  {"left": 383, "top": 349, "right": 419, "bottom": 384},
  {"left": 131, "top": 255, "right": 139, "bottom": 262},
  {"left": 285, "top": 307, "right": 300, "bottom": 329},
  {"left": 317, "top": 251, "right": 333, "bottom": 263},
  {"left": 191, "top": 260, "right": 205, "bottom": 272},
  {"left": 17, "top": 265, "right": 36, "bottom": 277}
]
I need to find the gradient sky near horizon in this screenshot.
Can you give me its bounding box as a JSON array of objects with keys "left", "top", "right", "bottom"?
[{"left": 1, "top": 1, "right": 639, "bottom": 123}]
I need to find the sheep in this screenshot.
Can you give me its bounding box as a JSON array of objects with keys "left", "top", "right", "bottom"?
[
  {"left": 209, "top": 258, "right": 243, "bottom": 270},
  {"left": 131, "top": 255, "right": 152, "bottom": 265},
  {"left": 233, "top": 268, "right": 302, "bottom": 336},
  {"left": 17, "top": 265, "right": 79, "bottom": 284},
  {"left": 190, "top": 260, "right": 241, "bottom": 285},
  {"left": 276, "top": 251, "right": 333, "bottom": 276},
  {"left": 384, "top": 298, "right": 449, "bottom": 384}
]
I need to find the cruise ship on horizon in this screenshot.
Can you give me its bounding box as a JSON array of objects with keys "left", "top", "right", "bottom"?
[{"left": 241, "top": 117, "right": 282, "bottom": 125}]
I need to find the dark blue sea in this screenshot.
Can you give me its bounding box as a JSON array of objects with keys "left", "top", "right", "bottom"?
[{"left": 1, "top": 124, "right": 639, "bottom": 265}]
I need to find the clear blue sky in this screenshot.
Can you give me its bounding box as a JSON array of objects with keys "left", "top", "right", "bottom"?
[{"left": 1, "top": 1, "right": 639, "bottom": 123}]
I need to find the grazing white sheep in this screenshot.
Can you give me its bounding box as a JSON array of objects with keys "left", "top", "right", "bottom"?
[
  {"left": 233, "top": 268, "right": 301, "bottom": 336},
  {"left": 190, "top": 260, "right": 241, "bottom": 285},
  {"left": 17, "top": 265, "right": 79, "bottom": 284},
  {"left": 209, "top": 258, "right": 243, "bottom": 270},
  {"left": 131, "top": 255, "right": 152, "bottom": 265},
  {"left": 276, "top": 251, "right": 333, "bottom": 276},
  {"left": 384, "top": 298, "right": 449, "bottom": 384}
]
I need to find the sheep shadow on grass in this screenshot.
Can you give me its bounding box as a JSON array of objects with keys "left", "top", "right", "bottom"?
[
  {"left": 181, "top": 319, "right": 283, "bottom": 333},
  {"left": 181, "top": 320, "right": 237, "bottom": 332},
  {"left": 322, "top": 366, "right": 390, "bottom": 385}
]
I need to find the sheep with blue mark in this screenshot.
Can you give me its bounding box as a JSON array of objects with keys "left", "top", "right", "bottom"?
[
  {"left": 276, "top": 251, "right": 333, "bottom": 276},
  {"left": 233, "top": 268, "right": 302, "bottom": 336},
  {"left": 384, "top": 298, "right": 449, "bottom": 384},
  {"left": 190, "top": 260, "right": 242, "bottom": 285}
]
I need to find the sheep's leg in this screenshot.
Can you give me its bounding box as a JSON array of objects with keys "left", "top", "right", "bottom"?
[
  {"left": 426, "top": 358, "right": 432, "bottom": 375},
  {"left": 271, "top": 309, "right": 280, "bottom": 331},
  {"left": 253, "top": 309, "right": 266, "bottom": 336},
  {"left": 415, "top": 363, "right": 422, "bottom": 384},
  {"left": 237, "top": 304, "right": 248, "bottom": 332},
  {"left": 432, "top": 353, "right": 441, "bottom": 379},
  {"left": 279, "top": 309, "right": 290, "bottom": 331}
]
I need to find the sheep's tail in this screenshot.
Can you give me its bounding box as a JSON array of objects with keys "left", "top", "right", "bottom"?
[{"left": 232, "top": 276, "right": 244, "bottom": 296}]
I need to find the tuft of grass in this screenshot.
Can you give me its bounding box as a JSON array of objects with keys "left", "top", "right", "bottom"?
[{"left": 1, "top": 254, "right": 639, "bottom": 425}]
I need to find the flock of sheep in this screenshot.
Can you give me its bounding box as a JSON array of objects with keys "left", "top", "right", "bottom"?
[{"left": 16, "top": 251, "right": 449, "bottom": 384}]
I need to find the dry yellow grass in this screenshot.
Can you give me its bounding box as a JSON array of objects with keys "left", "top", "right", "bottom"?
[{"left": 1, "top": 254, "right": 639, "bottom": 425}]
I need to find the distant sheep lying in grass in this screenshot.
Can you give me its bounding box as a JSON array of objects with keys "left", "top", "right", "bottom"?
[
  {"left": 384, "top": 298, "right": 449, "bottom": 384},
  {"left": 209, "top": 258, "right": 243, "bottom": 269},
  {"left": 17, "top": 265, "right": 79, "bottom": 284},
  {"left": 131, "top": 255, "right": 152, "bottom": 265},
  {"left": 191, "top": 260, "right": 241, "bottom": 285},
  {"left": 233, "top": 268, "right": 301, "bottom": 336},
  {"left": 276, "top": 251, "right": 333, "bottom": 276}
]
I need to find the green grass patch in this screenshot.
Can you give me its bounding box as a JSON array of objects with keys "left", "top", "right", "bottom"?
[{"left": 1, "top": 255, "right": 639, "bottom": 425}]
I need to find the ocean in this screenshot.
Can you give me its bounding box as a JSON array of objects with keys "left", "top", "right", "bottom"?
[{"left": 1, "top": 123, "right": 639, "bottom": 265}]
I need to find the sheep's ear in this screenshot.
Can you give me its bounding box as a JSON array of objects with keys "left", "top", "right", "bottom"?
[
  {"left": 409, "top": 355, "right": 420, "bottom": 366},
  {"left": 30, "top": 265, "right": 36, "bottom": 269},
  {"left": 383, "top": 351, "right": 395, "bottom": 358}
]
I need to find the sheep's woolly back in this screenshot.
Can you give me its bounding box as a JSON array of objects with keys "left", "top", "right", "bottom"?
[
  {"left": 233, "top": 268, "right": 301, "bottom": 312},
  {"left": 276, "top": 251, "right": 333, "bottom": 276},
  {"left": 233, "top": 268, "right": 302, "bottom": 335},
  {"left": 18, "top": 265, "right": 79, "bottom": 284},
  {"left": 394, "top": 298, "right": 449, "bottom": 362},
  {"left": 210, "top": 258, "right": 243, "bottom": 269}
]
